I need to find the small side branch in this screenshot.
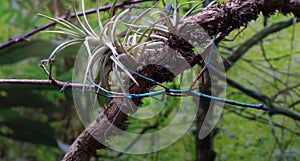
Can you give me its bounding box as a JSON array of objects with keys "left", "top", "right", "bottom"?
[
  {"left": 0, "top": 79, "right": 93, "bottom": 92},
  {"left": 224, "top": 17, "right": 299, "bottom": 71}
]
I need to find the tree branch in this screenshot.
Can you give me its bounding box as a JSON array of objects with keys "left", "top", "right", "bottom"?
[
  {"left": 216, "top": 15, "right": 300, "bottom": 120},
  {"left": 226, "top": 77, "right": 300, "bottom": 121},
  {"left": 0, "top": 0, "right": 153, "bottom": 49},
  {"left": 63, "top": 0, "right": 300, "bottom": 160},
  {"left": 1, "top": 0, "right": 300, "bottom": 160},
  {"left": 225, "top": 105, "right": 300, "bottom": 136},
  {"left": 224, "top": 17, "right": 299, "bottom": 70},
  {"left": 188, "top": 0, "right": 300, "bottom": 66}
]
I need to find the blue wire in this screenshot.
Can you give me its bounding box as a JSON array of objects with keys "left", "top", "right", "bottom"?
[
  {"left": 86, "top": 32, "right": 269, "bottom": 111},
  {"left": 204, "top": 33, "right": 216, "bottom": 68},
  {"left": 88, "top": 72, "right": 269, "bottom": 111}
]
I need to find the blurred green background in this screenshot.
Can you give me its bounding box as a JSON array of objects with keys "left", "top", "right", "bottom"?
[{"left": 0, "top": 0, "right": 299, "bottom": 160}]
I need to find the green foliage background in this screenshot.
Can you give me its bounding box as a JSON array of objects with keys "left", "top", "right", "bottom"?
[{"left": 0, "top": 0, "right": 299, "bottom": 160}]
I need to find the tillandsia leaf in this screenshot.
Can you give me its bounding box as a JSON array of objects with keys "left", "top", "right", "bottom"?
[
  {"left": 83, "top": 38, "right": 106, "bottom": 82},
  {"left": 91, "top": 55, "right": 110, "bottom": 90},
  {"left": 90, "top": 46, "right": 108, "bottom": 78},
  {"left": 83, "top": 43, "right": 107, "bottom": 81},
  {"left": 163, "top": 0, "right": 180, "bottom": 26},
  {"left": 122, "top": 23, "right": 169, "bottom": 35},
  {"left": 110, "top": 54, "right": 138, "bottom": 86},
  {"left": 48, "top": 39, "right": 83, "bottom": 59},
  {"left": 124, "top": 32, "right": 138, "bottom": 47},
  {"left": 132, "top": 4, "right": 157, "bottom": 25},
  {"left": 136, "top": 27, "right": 154, "bottom": 44},
  {"left": 102, "top": 40, "right": 138, "bottom": 85},
  {"left": 112, "top": 64, "right": 126, "bottom": 93},
  {"left": 132, "top": 31, "right": 168, "bottom": 41},
  {"left": 149, "top": 10, "right": 173, "bottom": 29},
  {"left": 127, "top": 41, "right": 164, "bottom": 52},
  {"left": 38, "top": 14, "right": 87, "bottom": 39},
  {"left": 41, "top": 30, "right": 82, "bottom": 38},
  {"left": 38, "top": 13, "right": 86, "bottom": 37},
  {"left": 108, "top": 0, "right": 118, "bottom": 19},
  {"left": 91, "top": 44, "right": 103, "bottom": 54},
  {"left": 135, "top": 16, "right": 169, "bottom": 43},
  {"left": 130, "top": 41, "right": 164, "bottom": 55},
  {"left": 99, "top": 53, "right": 112, "bottom": 88},
  {"left": 132, "top": 32, "right": 138, "bottom": 45},
  {"left": 125, "top": 14, "right": 171, "bottom": 37},
  {"left": 126, "top": 41, "right": 150, "bottom": 53},
  {"left": 146, "top": 33, "right": 168, "bottom": 41},
  {"left": 124, "top": 4, "right": 157, "bottom": 44},
  {"left": 73, "top": 5, "right": 94, "bottom": 37},
  {"left": 144, "top": 41, "right": 164, "bottom": 48},
  {"left": 111, "top": 9, "right": 130, "bottom": 53},
  {"left": 206, "top": 0, "right": 217, "bottom": 7},
  {"left": 56, "top": 26, "right": 83, "bottom": 37},
  {"left": 81, "top": 0, "right": 98, "bottom": 38},
  {"left": 58, "top": 18, "right": 87, "bottom": 37},
  {"left": 118, "top": 39, "right": 128, "bottom": 55},
  {"left": 154, "top": 24, "right": 169, "bottom": 31},
  {"left": 85, "top": 36, "right": 101, "bottom": 51},
  {"left": 105, "top": 42, "right": 118, "bottom": 57},
  {"left": 96, "top": 0, "right": 103, "bottom": 32},
  {"left": 127, "top": 41, "right": 164, "bottom": 53},
  {"left": 99, "top": 21, "right": 113, "bottom": 44},
  {"left": 174, "top": 0, "right": 179, "bottom": 26},
  {"left": 82, "top": 46, "right": 107, "bottom": 88},
  {"left": 37, "top": 13, "right": 72, "bottom": 29},
  {"left": 84, "top": 39, "right": 93, "bottom": 58}
]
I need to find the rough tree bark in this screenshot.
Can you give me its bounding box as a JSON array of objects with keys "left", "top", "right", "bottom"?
[{"left": 62, "top": 0, "right": 300, "bottom": 160}]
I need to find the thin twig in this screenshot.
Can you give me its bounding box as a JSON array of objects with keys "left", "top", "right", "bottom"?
[
  {"left": 225, "top": 105, "right": 300, "bottom": 136},
  {"left": 268, "top": 115, "right": 286, "bottom": 159},
  {"left": 224, "top": 17, "right": 299, "bottom": 71},
  {"left": 0, "top": 59, "right": 94, "bottom": 93},
  {"left": 0, "top": 79, "right": 94, "bottom": 92}
]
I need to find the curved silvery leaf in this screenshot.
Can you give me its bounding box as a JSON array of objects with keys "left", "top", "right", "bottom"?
[
  {"left": 111, "top": 9, "right": 130, "bottom": 44},
  {"left": 82, "top": 46, "right": 107, "bottom": 88},
  {"left": 81, "top": 0, "right": 98, "bottom": 38},
  {"left": 110, "top": 9, "right": 130, "bottom": 53},
  {"left": 128, "top": 41, "right": 164, "bottom": 53},
  {"left": 123, "top": 5, "right": 157, "bottom": 43},
  {"left": 150, "top": 10, "right": 174, "bottom": 28},
  {"left": 48, "top": 39, "right": 84, "bottom": 59},
  {"left": 96, "top": 1, "right": 103, "bottom": 31},
  {"left": 73, "top": 6, "right": 95, "bottom": 37},
  {"left": 112, "top": 63, "right": 127, "bottom": 93},
  {"left": 122, "top": 23, "right": 169, "bottom": 35},
  {"left": 109, "top": 53, "right": 138, "bottom": 86},
  {"left": 41, "top": 0, "right": 180, "bottom": 93},
  {"left": 108, "top": 0, "right": 118, "bottom": 19}
]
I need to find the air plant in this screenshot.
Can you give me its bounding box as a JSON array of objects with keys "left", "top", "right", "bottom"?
[{"left": 38, "top": 0, "right": 203, "bottom": 95}]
